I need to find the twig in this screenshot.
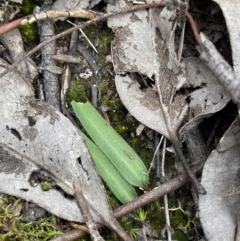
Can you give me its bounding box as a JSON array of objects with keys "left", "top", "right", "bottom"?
[
  {"left": 115, "top": 160, "right": 204, "bottom": 216},
  {"left": 170, "top": 138, "right": 206, "bottom": 194},
  {"left": 154, "top": 133, "right": 166, "bottom": 184},
  {"left": 70, "top": 222, "right": 89, "bottom": 233},
  {"left": 0, "top": 10, "right": 96, "bottom": 36},
  {"left": 50, "top": 160, "right": 205, "bottom": 241},
  {"left": 0, "top": 2, "right": 203, "bottom": 78},
  {"left": 156, "top": 10, "right": 205, "bottom": 194},
  {"left": 60, "top": 24, "right": 79, "bottom": 120},
  {"left": 161, "top": 138, "right": 172, "bottom": 241},
  {"left": 0, "top": 18, "right": 22, "bottom": 35},
  {"left": 91, "top": 84, "right": 100, "bottom": 108},
  {"left": 67, "top": 20, "right": 99, "bottom": 54},
  {"left": 73, "top": 181, "right": 105, "bottom": 241},
  {"left": 198, "top": 33, "right": 240, "bottom": 104},
  {"left": 77, "top": 43, "right": 99, "bottom": 75},
  {"left": 148, "top": 134, "right": 163, "bottom": 174},
  {"left": 186, "top": 12, "right": 201, "bottom": 45},
  {"left": 61, "top": 64, "right": 74, "bottom": 121}
]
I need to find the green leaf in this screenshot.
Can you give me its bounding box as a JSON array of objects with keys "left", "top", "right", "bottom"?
[
  {"left": 79, "top": 131, "right": 137, "bottom": 203},
  {"left": 71, "top": 101, "right": 149, "bottom": 187}
]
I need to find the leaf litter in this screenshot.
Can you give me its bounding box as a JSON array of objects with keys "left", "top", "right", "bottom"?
[
  {"left": 0, "top": 0, "right": 135, "bottom": 239},
  {"left": 108, "top": 0, "right": 240, "bottom": 239},
  {"left": 0, "top": 0, "right": 240, "bottom": 239},
  {"left": 108, "top": 0, "right": 230, "bottom": 140},
  {"left": 0, "top": 48, "right": 131, "bottom": 241}
]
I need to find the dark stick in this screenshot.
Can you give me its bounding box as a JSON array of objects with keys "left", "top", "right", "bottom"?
[
  {"left": 35, "top": 5, "right": 61, "bottom": 110},
  {"left": 171, "top": 138, "right": 206, "bottom": 194},
  {"left": 61, "top": 25, "right": 78, "bottom": 119},
  {"left": 77, "top": 42, "right": 99, "bottom": 75},
  {"left": 51, "top": 160, "right": 205, "bottom": 241},
  {"left": 73, "top": 181, "right": 105, "bottom": 241},
  {"left": 186, "top": 12, "right": 201, "bottom": 45}
]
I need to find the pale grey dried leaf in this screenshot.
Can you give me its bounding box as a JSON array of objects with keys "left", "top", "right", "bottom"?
[
  {"left": 0, "top": 146, "right": 85, "bottom": 222},
  {"left": 199, "top": 117, "right": 240, "bottom": 241},
  {"left": 10, "top": 0, "right": 23, "bottom": 3},
  {"left": 164, "top": 0, "right": 186, "bottom": 10},
  {"left": 0, "top": 29, "right": 34, "bottom": 84},
  {"left": 52, "top": 0, "right": 90, "bottom": 11},
  {"left": 0, "top": 58, "right": 124, "bottom": 233},
  {"left": 212, "top": 0, "right": 240, "bottom": 77},
  {"left": 109, "top": 2, "right": 184, "bottom": 139},
  {"left": 179, "top": 57, "right": 230, "bottom": 135},
  {"left": 115, "top": 58, "right": 230, "bottom": 139},
  {"left": 52, "top": 0, "right": 101, "bottom": 15},
  {"left": 115, "top": 74, "right": 168, "bottom": 136},
  {"left": 25, "top": 57, "right": 39, "bottom": 80},
  {"left": 109, "top": 1, "right": 230, "bottom": 139},
  {"left": 107, "top": 2, "right": 157, "bottom": 77}
]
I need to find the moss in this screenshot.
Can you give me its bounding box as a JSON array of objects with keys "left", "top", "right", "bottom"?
[
  {"left": 16, "top": 0, "right": 39, "bottom": 47},
  {"left": 99, "top": 79, "right": 109, "bottom": 95},
  {"left": 20, "top": 0, "right": 38, "bottom": 15},
  {"left": 95, "top": 26, "right": 114, "bottom": 56},
  {"left": 172, "top": 230, "right": 189, "bottom": 241},
  {"left": 82, "top": 24, "right": 113, "bottom": 59},
  {"left": 0, "top": 195, "right": 62, "bottom": 241},
  {"left": 41, "top": 181, "right": 53, "bottom": 191},
  {"left": 67, "top": 77, "right": 90, "bottom": 104},
  {"left": 19, "top": 23, "right": 38, "bottom": 43}
]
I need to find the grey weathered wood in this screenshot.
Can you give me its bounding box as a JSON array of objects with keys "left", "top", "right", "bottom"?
[
  {"left": 35, "top": 5, "right": 61, "bottom": 110},
  {"left": 198, "top": 33, "right": 240, "bottom": 105}
]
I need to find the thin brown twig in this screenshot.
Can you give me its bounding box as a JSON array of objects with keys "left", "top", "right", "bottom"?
[
  {"left": 51, "top": 160, "right": 205, "bottom": 241},
  {"left": 0, "top": 18, "right": 22, "bottom": 35},
  {"left": 73, "top": 181, "right": 105, "bottom": 241},
  {"left": 70, "top": 222, "right": 89, "bottom": 233},
  {"left": 170, "top": 138, "right": 206, "bottom": 194},
  {"left": 186, "top": 12, "right": 201, "bottom": 44},
  {"left": 0, "top": 2, "right": 202, "bottom": 78}
]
